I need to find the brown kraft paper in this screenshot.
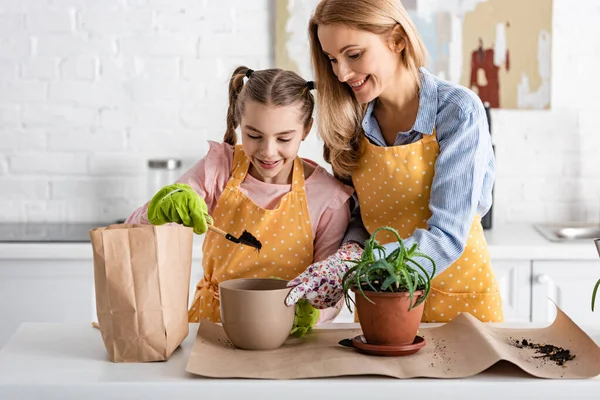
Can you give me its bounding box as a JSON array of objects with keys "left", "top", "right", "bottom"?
[
  {"left": 186, "top": 306, "right": 600, "bottom": 379},
  {"left": 90, "top": 224, "right": 193, "bottom": 363}
]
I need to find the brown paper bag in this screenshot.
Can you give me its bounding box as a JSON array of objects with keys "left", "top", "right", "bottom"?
[{"left": 90, "top": 223, "right": 193, "bottom": 363}]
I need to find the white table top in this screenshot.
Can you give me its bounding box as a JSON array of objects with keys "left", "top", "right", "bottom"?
[{"left": 1, "top": 322, "right": 599, "bottom": 400}]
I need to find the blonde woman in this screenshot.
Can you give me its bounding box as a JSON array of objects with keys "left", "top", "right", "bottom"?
[{"left": 286, "top": 0, "right": 503, "bottom": 323}]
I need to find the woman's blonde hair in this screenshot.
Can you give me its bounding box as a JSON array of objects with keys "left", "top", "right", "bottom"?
[
  {"left": 309, "top": 0, "right": 427, "bottom": 178},
  {"left": 223, "top": 66, "right": 315, "bottom": 145}
]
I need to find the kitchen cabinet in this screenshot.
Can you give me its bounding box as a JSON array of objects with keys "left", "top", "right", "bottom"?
[
  {"left": 2, "top": 257, "right": 597, "bottom": 349},
  {"left": 0, "top": 260, "right": 95, "bottom": 348},
  {"left": 493, "top": 260, "right": 531, "bottom": 323},
  {"left": 0, "top": 258, "right": 205, "bottom": 349},
  {"left": 2, "top": 223, "right": 600, "bottom": 348},
  {"left": 531, "top": 261, "right": 600, "bottom": 326}
]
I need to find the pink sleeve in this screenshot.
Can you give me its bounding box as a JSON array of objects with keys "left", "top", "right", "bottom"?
[
  {"left": 125, "top": 141, "right": 233, "bottom": 224},
  {"left": 313, "top": 200, "right": 351, "bottom": 262},
  {"left": 125, "top": 200, "right": 151, "bottom": 224},
  {"left": 316, "top": 299, "right": 345, "bottom": 325},
  {"left": 313, "top": 193, "right": 351, "bottom": 325}
]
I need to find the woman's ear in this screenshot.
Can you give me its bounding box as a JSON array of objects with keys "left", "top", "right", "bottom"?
[
  {"left": 302, "top": 118, "right": 314, "bottom": 140},
  {"left": 389, "top": 24, "right": 406, "bottom": 53}
]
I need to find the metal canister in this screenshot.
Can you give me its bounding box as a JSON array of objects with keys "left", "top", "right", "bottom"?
[{"left": 147, "top": 159, "right": 182, "bottom": 199}]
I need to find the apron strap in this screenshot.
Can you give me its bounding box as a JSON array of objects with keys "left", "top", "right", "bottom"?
[
  {"left": 226, "top": 145, "right": 251, "bottom": 189},
  {"left": 290, "top": 156, "right": 306, "bottom": 193},
  {"left": 423, "top": 127, "right": 438, "bottom": 144},
  {"left": 197, "top": 278, "right": 220, "bottom": 301}
]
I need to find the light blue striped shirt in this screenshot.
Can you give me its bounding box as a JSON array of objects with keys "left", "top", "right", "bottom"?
[{"left": 345, "top": 67, "right": 495, "bottom": 277}]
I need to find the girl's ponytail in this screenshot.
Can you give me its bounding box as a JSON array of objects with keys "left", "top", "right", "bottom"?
[{"left": 223, "top": 66, "right": 250, "bottom": 145}]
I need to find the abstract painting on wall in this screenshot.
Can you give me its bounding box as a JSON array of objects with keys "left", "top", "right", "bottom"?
[{"left": 275, "top": 0, "right": 553, "bottom": 109}]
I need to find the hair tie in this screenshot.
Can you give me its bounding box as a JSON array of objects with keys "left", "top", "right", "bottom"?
[
  {"left": 245, "top": 69, "right": 254, "bottom": 78},
  {"left": 306, "top": 81, "right": 315, "bottom": 90}
]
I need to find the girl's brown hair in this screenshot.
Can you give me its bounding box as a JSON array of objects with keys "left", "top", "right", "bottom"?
[
  {"left": 223, "top": 66, "right": 315, "bottom": 146},
  {"left": 309, "top": 0, "right": 427, "bottom": 178}
]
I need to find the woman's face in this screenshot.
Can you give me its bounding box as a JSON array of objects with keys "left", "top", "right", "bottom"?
[{"left": 317, "top": 23, "right": 403, "bottom": 104}]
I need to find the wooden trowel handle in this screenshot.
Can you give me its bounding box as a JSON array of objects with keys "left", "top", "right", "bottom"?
[{"left": 207, "top": 224, "right": 228, "bottom": 238}]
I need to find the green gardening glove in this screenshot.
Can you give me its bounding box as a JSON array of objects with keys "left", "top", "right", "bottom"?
[
  {"left": 269, "top": 276, "right": 319, "bottom": 338},
  {"left": 290, "top": 298, "right": 320, "bottom": 338},
  {"left": 147, "top": 183, "right": 213, "bottom": 235}
]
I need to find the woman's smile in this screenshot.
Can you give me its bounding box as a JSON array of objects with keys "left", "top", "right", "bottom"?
[{"left": 348, "top": 75, "right": 370, "bottom": 92}]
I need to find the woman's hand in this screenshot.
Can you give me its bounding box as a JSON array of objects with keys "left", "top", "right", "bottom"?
[{"left": 285, "top": 242, "right": 363, "bottom": 309}]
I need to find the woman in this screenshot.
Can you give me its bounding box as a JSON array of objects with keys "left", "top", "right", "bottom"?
[{"left": 285, "top": 0, "right": 503, "bottom": 323}]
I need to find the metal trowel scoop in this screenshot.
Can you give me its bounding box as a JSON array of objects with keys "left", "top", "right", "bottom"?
[{"left": 207, "top": 224, "right": 262, "bottom": 250}]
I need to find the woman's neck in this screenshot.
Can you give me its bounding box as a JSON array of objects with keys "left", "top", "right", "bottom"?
[
  {"left": 373, "top": 68, "right": 420, "bottom": 144},
  {"left": 376, "top": 67, "right": 419, "bottom": 113}
]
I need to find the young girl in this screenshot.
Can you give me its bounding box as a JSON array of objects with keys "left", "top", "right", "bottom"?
[{"left": 126, "top": 66, "right": 353, "bottom": 326}]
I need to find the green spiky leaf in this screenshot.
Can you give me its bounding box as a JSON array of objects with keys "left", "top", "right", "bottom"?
[
  {"left": 340, "top": 226, "right": 436, "bottom": 314},
  {"left": 592, "top": 279, "right": 600, "bottom": 312}
]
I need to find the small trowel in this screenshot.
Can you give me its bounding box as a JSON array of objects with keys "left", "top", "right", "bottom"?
[{"left": 207, "top": 224, "right": 262, "bottom": 250}]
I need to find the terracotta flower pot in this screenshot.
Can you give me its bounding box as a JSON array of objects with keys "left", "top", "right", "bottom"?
[{"left": 353, "top": 288, "right": 425, "bottom": 346}]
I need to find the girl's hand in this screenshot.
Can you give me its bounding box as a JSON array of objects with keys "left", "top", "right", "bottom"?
[
  {"left": 285, "top": 242, "right": 363, "bottom": 309},
  {"left": 147, "top": 183, "right": 213, "bottom": 235},
  {"left": 290, "top": 299, "right": 320, "bottom": 337}
]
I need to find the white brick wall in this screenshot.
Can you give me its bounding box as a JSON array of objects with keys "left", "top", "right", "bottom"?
[
  {"left": 0, "top": 0, "right": 599, "bottom": 225},
  {"left": 0, "top": 0, "right": 274, "bottom": 222},
  {"left": 492, "top": 0, "right": 600, "bottom": 225}
]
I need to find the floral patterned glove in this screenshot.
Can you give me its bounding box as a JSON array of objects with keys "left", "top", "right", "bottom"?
[{"left": 285, "top": 242, "right": 363, "bottom": 309}]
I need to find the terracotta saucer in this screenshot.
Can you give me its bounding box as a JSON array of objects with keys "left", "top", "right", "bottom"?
[{"left": 351, "top": 335, "right": 426, "bottom": 357}]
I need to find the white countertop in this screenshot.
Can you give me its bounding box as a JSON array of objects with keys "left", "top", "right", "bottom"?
[
  {"left": 484, "top": 224, "right": 598, "bottom": 260},
  {"left": 0, "top": 322, "right": 599, "bottom": 400},
  {"left": 0, "top": 223, "right": 597, "bottom": 261}
]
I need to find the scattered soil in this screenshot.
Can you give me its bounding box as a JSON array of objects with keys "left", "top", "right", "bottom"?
[
  {"left": 425, "top": 336, "right": 453, "bottom": 374},
  {"left": 511, "top": 338, "right": 575, "bottom": 366},
  {"left": 218, "top": 338, "right": 235, "bottom": 349}
]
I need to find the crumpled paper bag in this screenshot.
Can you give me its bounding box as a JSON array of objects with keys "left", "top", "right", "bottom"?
[{"left": 90, "top": 223, "right": 193, "bottom": 362}]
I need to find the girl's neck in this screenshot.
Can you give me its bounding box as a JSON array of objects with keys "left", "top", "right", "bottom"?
[
  {"left": 247, "top": 161, "right": 295, "bottom": 185},
  {"left": 247, "top": 159, "right": 314, "bottom": 185}
]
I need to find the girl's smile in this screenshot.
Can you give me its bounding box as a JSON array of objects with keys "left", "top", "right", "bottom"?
[{"left": 256, "top": 159, "right": 282, "bottom": 169}]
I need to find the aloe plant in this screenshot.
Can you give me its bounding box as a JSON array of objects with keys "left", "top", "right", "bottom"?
[
  {"left": 592, "top": 278, "right": 600, "bottom": 311},
  {"left": 341, "top": 226, "right": 436, "bottom": 313}
]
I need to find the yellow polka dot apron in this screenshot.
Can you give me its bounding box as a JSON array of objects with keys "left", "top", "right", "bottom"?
[
  {"left": 188, "top": 145, "right": 314, "bottom": 322},
  {"left": 352, "top": 132, "right": 503, "bottom": 323}
]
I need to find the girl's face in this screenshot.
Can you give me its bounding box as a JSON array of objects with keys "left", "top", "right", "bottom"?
[
  {"left": 241, "top": 101, "right": 310, "bottom": 185},
  {"left": 317, "top": 23, "right": 403, "bottom": 104}
]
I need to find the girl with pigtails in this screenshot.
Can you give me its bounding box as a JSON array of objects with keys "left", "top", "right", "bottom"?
[{"left": 127, "top": 66, "right": 353, "bottom": 330}]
